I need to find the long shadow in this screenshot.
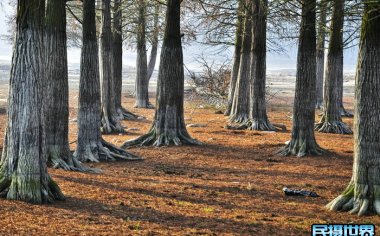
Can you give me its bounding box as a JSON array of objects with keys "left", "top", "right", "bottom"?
[
  {"left": 47, "top": 196, "right": 266, "bottom": 235},
  {"left": 56, "top": 175, "right": 239, "bottom": 210}
]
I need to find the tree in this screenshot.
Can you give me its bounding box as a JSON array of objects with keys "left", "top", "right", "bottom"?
[
  {"left": 44, "top": 0, "right": 90, "bottom": 171},
  {"left": 315, "top": 0, "right": 328, "bottom": 109},
  {"left": 100, "top": 0, "right": 125, "bottom": 134},
  {"left": 134, "top": 0, "right": 153, "bottom": 108},
  {"left": 122, "top": 0, "right": 201, "bottom": 147},
  {"left": 326, "top": 1, "right": 380, "bottom": 216},
  {"left": 113, "top": 0, "right": 139, "bottom": 120},
  {"left": 235, "top": 0, "right": 277, "bottom": 131},
  {"left": 0, "top": 0, "right": 64, "bottom": 203},
  {"left": 225, "top": 0, "right": 244, "bottom": 116},
  {"left": 228, "top": 0, "right": 252, "bottom": 124},
  {"left": 147, "top": 2, "right": 160, "bottom": 83},
  {"left": 279, "top": 0, "right": 325, "bottom": 157},
  {"left": 315, "top": 0, "right": 352, "bottom": 134},
  {"left": 74, "top": 0, "right": 141, "bottom": 162}
]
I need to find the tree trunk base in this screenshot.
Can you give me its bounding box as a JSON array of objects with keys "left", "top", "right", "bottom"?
[
  {"left": 117, "top": 107, "right": 140, "bottom": 120},
  {"left": 224, "top": 107, "right": 231, "bottom": 116},
  {"left": 278, "top": 138, "right": 326, "bottom": 157},
  {"left": 48, "top": 146, "right": 100, "bottom": 173},
  {"left": 228, "top": 113, "right": 250, "bottom": 124},
  {"left": 315, "top": 101, "right": 323, "bottom": 110},
  {"left": 341, "top": 108, "right": 354, "bottom": 118},
  {"left": 326, "top": 182, "right": 380, "bottom": 216},
  {"left": 0, "top": 174, "right": 65, "bottom": 204},
  {"left": 75, "top": 139, "right": 143, "bottom": 163},
  {"left": 315, "top": 120, "right": 353, "bottom": 134},
  {"left": 226, "top": 118, "right": 279, "bottom": 131},
  {"left": 101, "top": 114, "right": 126, "bottom": 134},
  {"left": 134, "top": 102, "right": 155, "bottom": 109},
  {"left": 122, "top": 128, "right": 202, "bottom": 148}
]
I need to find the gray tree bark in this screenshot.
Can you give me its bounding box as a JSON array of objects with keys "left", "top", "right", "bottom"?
[
  {"left": 279, "top": 0, "right": 325, "bottom": 157},
  {"left": 225, "top": 0, "right": 244, "bottom": 116},
  {"left": 100, "top": 0, "right": 126, "bottom": 134},
  {"left": 235, "top": 0, "right": 277, "bottom": 131},
  {"left": 74, "top": 0, "right": 141, "bottom": 163},
  {"left": 315, "top": 0, "right": 327, "bottom": 109},
  {"left": 326, "top": 1, "right": 380, "bottom": 216},
  {"left": 315, "top": 0, "right": 352, "bottom": 134},
  {"left": 0, "top": 0, "right": 65, "bottom": 203},
  {"left": 135, "top": 0, "right": 153, "bottom": 109},
  {"left": 229, "top": 0, "right": 252, "bottom": 124},
  {"left": 44, "top": 0, "right": 91, "bottom": 172},
  {"left": 122, "top": 0, "right": 201, "bottom": 148},
  {"left": 147, "top": 2, "right": 160, "bottom": 82},
  {"left": 113, "top": 0, "right": 139, "bottom": 120}
]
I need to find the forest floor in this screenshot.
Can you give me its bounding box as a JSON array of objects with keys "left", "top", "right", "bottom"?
[{"left": 0, "top": 89, "right": 379, "bottom": 236}]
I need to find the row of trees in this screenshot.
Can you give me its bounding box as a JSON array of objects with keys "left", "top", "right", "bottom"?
[{"left": 1, "top": 0, "right": 380, "bottom": 218}]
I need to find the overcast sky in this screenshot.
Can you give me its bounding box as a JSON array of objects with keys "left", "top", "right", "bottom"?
[{"left": 0, "top": 3, "right": 358, "bottom": 72}]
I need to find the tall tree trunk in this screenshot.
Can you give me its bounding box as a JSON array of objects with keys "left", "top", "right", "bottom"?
[
  {"left": 279, "top": 0, "right": 325, "bottom": 157},
  {"left": 74, "top": 0, "right": 141, "bottom": 163},
  {"left": 229, "top": 1, "right": 252, "bottom": 124},
  {"left": 44, "top": 0, "right": 90, "bottom": 171},
  {"left": 315, "top": 0, "right": 352, "bottom": 134},
  {"left": 326, "top": 1, "right": 380, "bottom": 216},
  {"left": 225, "top": 0, "right": 244, "bottom": 116},
  {"left": 235, "top": 0, "right": 277, "bottom": 131},
  {"left": 113, "top": 0, "right": 138, "bottom": 120},
  {"left": 122, "top": 0, "right": 200, "bottom": 148},
  {"left": 147, "top": 2, "right": 160, "bottom": 82},
  {"left": 100, "top": 0, "right": 125, "bottom": 133},
  {"left": 0, "top": 0, "right": 64, "bottom": 203},
  {"left": 135, "top": 0, "right": 153, "bottom": 108},
  {"left": 315, "top": 0, "right": 327, "bottom": 109}
]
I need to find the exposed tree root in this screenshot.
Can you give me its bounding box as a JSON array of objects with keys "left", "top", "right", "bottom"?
[
  {"left": 101, "top": 114, "right": 126, "bottom": 134},
  {"left": 116, "top": 106, "right": 140, "bottom": 120},
  {"left": 228, "top": 113, "right": 250, "bottom": 124},
  {"left": 134, "top": 102, "right": 155, "bottom": 109},
  {"left": 122, "top": 128, "right": 202, "bottom": 148},
  {"left": 48, "top": 147, "right": 100, "bottom": 173},
  {"left": 75, "top": 139, "right": 143, "bottom": 163},
  {"left": 340, "top": 107, "right": 354, "bottom": 118},
  {"left": 226, "top": 119, "right": 279, "bottom": 131},
  {"left": 326, "top": 182, "right": 380, "bottom": 216},
  {"left": 0, "top": 173, "right": 65, "bottom": 204},
  {"left": 278, "top": 138, "right": 326, "bottom": 157},
  {"left": 315, "top": 101, "right": 323, "bottom": 110},
  {"left": 315, "top": 120, "right": 353, "bottom": 134}
]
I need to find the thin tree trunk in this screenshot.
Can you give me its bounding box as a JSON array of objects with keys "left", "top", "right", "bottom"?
[
  {"left": 315, "top": 0, "right": 327, "bottom": 109},
  {"left": 279, "top": 0, "right": 325, "bottom": 157},
  {"left": 229, "top": 0, "right": 252, "bottom": 124},
  {"left": 74, "top": 0, "right": 141, "bottom": 163},
  {"left": 135, "top": 0, "right": 153, "bottom": 108},
  {"left": 315, "top": 0, "right": 352, "bottom": 134},
  {"left": 326, "top": 1, "right": 380, "bottom": 216},
  {"left": 225, "top": 0, "right": 244, "bottom": 116},
  {"left": 44, "top": 0, "right": 90, "bottom": 171},
  {"left": 113, "top": 0, "right": 139, "bottom": 120},
  {"left": 147, "top": 2, "right": 160, "bottom": 82},
  {"left": 0, "top": 0, "right": 64, "bottom": 203},
  {"left": 100, "top": 0, "right": 126, "bottom": 133},
  {"left": 122, "top": 0, "right": 201, "bottom": 148}
]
